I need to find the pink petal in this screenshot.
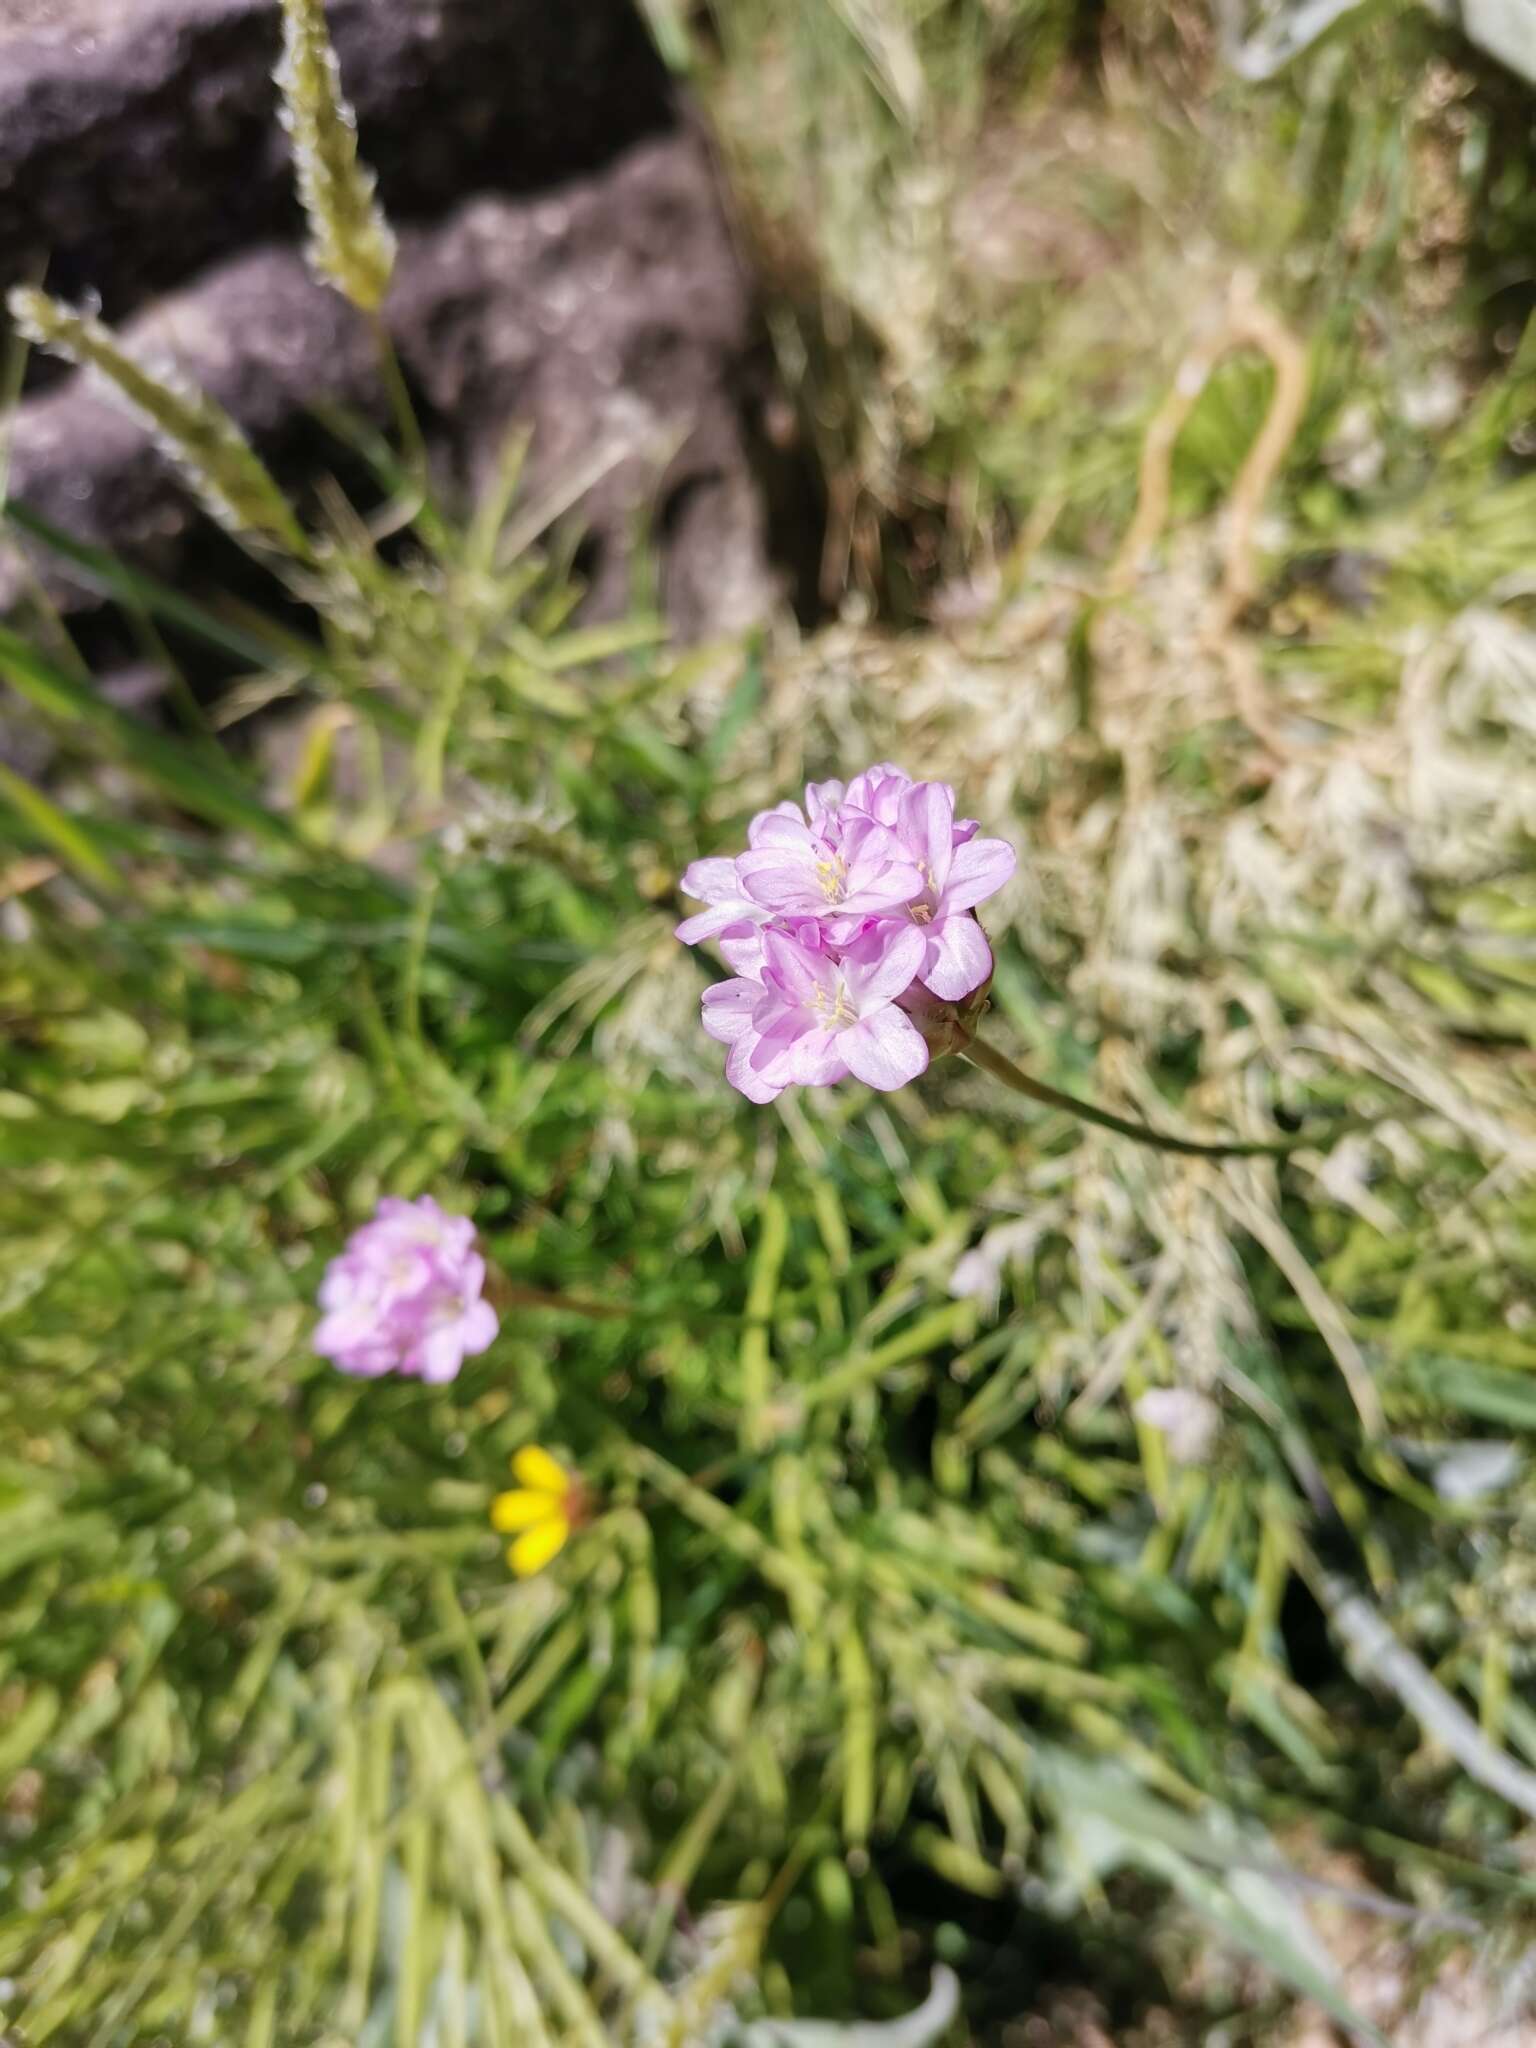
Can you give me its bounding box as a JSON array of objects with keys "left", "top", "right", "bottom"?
[
  {"left": 843, "top": 1008, "right": 929, "bottom": 1091},
  {"left": 940, "top": 837, "right": 1016, "bottom": 912},
  {"left": 844, "top": 763, "right": 911, "bottom": 825},
  {"left": 702, "top": 979, "right": 761, "bottom": 1043},
  {"left": 415, "top": 1324, "right": 468, "bottom": 1383},
  {"left": 840, "top": 812, "right": 901, "bottom": 863},
  {"left": 676, "top": 900, "right": 764, "bottom": 944},
  {"left": 842, "top": 922, "right": 927, "bottom": 1007},
  {"left": 679, "top": 856, "right": 743, "bottom": 904},
  {"left": 804, "top": 778, "right": 845, "bottom": 826},
  {"left": 716, "top": 926, "right": 768, "bottom": 978},
  {"left": 751, "top": 1009, "right": 816, "bottom": 1067},
  {"left": 313, "top": 1310, "right": 356, "bottom": 1358},
  {"left": 458, "top": 1298, "right": 499, "bottom": 1356},
  {"left": 726, "top": 1036, "right": 787, "bottom": 1102},
  {"left": 321, "top": 1342, "right": 394, "bottom": 1378},
  {"left": 442, "top": 1214, "right": 476, "bottom": 1253},
  {"left": 896, "top": 781, "right": 955, "bottom": 886},
  {"left": 782, "top": 1025, "right": 848, "bottom": 1086},
  {"left": 745, "top": 1000, "right": 830, "bottom": 1090},
  {"left": 316, "top": 1266, "right": 354, "bottom": 1311},
  {"left": 819, "top": 912, "right": 873, "bottom": 948},
  {"left": 839, "top": 868, "right": 926, "bottom": 915},
  {"left": 761, "top": 927, "right": 835, "bottom": 1000},
  {"left": 921, "top": 915, "right": 993, "bottom": 1001},
  {"left": 747, "top": 805, "right": 811, "bottom": 850},
  {"left": 736, "top": 852, "right": 818, "bottom": 911}
]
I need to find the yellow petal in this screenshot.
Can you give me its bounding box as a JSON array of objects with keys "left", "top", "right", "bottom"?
[
  {"left": 508, "top": 1515, "right": 570, "bottom": 1577},
  {"left": 490, "top": 1489, "right": 559, "bottom": 1533},
  {"left": 512, "top": 1445, "right": 568, "bottom": 1496}
]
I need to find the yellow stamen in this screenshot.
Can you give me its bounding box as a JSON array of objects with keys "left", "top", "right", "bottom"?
[
  {"left": 810, "top": 981, "right": 858, "bottom": 1028},
  {"left": 814, "top": 852, "right": 847, "bottom": 902}
]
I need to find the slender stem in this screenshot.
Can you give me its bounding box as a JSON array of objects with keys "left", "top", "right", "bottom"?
[
  {"left": 399, "top": 871, "right": 437, "bottom": 1045},
  {"left": 370, "top": 312, "right": 427, "bottom": 481},
  {"left": 413, "top": 669, "right": 463, "bottom": 810},
  {"left": 493, "top": 1284, "right": 771, "bottom": 1329},
  {"left": 962, "top": 1034, "right": 1331, "bottom": 1161}
]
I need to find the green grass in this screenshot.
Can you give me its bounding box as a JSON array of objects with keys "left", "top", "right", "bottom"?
[{"left": 4, "top": 3, "right": 1536, "bottom": 2042}]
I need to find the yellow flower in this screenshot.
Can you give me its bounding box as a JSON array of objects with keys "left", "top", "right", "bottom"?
[{"left": 490, "top": 1445, "right": 585, "bottom": 1577}]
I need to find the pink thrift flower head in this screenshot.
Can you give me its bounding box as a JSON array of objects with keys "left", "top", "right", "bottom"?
[
  {"left": 314, "top": 1195, "right": 498, "bottom": 1383},
  {"left": 678, "top": 764, "right": 1016, "bottom": 1100}
]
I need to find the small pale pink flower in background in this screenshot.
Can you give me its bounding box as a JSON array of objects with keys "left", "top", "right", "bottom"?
[
  {"left": 948, "top": 1212, "right": 1062, "bottom": 1308},
  {"left": 314, "top": 1195, "right": 498, "bottom": 1383},
  {"left": 1133, "top": 1387, "right": 1220, "bottom": 1464},
  {"left": 678, "top": 763, "right": 1016, "bottom": 1099}
]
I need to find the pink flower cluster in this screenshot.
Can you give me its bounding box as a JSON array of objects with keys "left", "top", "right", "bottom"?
[
  {"left": 314, "top": 1195, "right": 498, "bottom": 1383},
  {"left": 676, "top": 764, "right": 1015, "bottom": 1101}
]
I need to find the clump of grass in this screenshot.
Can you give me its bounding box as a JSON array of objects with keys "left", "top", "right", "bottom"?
[{"left": 4, "top": 3, "right": 1536, "bottom": 2044}]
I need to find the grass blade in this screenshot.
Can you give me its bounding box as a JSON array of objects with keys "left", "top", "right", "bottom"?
[{"left": 0, "top": 622, "right": 296, "bottom": 846}]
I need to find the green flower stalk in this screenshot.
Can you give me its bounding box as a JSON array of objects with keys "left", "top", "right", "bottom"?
[
  {"left": 959, "top": 1032, "right": 1329, "bottom": 1161},
  {"left": 7, "top": 286, "right": 308, "bottom": 556},
  {"left": 275, "top": 0, "right": 397, "bottom": 314}
]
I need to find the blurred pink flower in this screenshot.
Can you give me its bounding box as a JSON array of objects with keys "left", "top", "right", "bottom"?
[
  {"left": 678, "top": 765, "right": 1016, "bottom": 1098},
  {"left": 314, "top": 1195, "right": 498, "bottom": 1383}
]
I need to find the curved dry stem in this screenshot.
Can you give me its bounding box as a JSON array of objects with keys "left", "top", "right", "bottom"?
[{"left": 1105, "top": 277, "right": 1312, "bottom": 758}]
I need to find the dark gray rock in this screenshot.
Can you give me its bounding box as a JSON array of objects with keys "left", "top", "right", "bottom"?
[
  {"left": 5, "top": 133, "right": 781, "bottom": 638},
  {"left": 0, "top": 0, "right": 673, "bottom": 321}
]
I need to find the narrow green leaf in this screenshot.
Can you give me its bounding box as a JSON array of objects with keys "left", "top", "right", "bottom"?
[
  {"left": 0, "top": 624, "right": 295, "bottom": 846},
  {"left": 4, "top": 503, "right": 301, "bottom": 671},
  {"left": 0, "top": 761, "right": 118, "bottom": 887}
]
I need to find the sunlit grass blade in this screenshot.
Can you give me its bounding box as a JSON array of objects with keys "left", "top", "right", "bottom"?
[
  {"left": 0, "top": 760, "right": 118, "bottom": 887},
  {"left": 0, "top": 622, "right": 297, "bottom": 846},
  {"left": 7, "top": 289, "right": 308, "bottom": 557},
  {"left": 3, "top": 501, "right": 310, "bottom": 672}
]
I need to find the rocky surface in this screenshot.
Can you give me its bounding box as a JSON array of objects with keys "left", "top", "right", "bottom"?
[
  {"left": 1, "top": 0, "right": 794, "bottom": 652},
  {"left": 0, "top": 0, "right": 672, "bottom": 320},
  {"left": 7, "top": 133, "right": 777, "bottom": 638}
]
